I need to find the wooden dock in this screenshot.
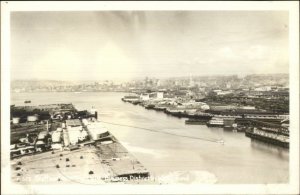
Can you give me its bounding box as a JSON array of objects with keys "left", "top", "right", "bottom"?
[{"left": 95, "top": 137, "right": 150, "bottom": 179}]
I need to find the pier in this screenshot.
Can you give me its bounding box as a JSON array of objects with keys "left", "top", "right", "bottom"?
[
  {"left": 10, "top": 103, "right": 150, "bottom": 184},
  {"left": 245, "top": 119, "right": 289, "bottom": 148},
  {"left": 122, "top": 94, "right": 290, "bottom": 147}
]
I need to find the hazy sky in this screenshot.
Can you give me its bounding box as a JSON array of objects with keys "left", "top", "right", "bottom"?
[{"left": 11, "top": 11, "right": 289, "bottom": 81}]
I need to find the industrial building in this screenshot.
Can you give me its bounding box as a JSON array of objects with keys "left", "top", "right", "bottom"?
[{"left": 84, "top": 120, "right": 109, "bottom": 141}]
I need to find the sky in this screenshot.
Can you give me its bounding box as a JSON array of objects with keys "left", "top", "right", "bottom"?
[{"left": 10, "top": 11, "right": 289, "bottom": 81}]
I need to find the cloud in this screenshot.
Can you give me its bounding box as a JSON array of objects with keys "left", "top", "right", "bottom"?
[
  {"left": 219, "top": 47, "right": 237, "bottom": 59},
  {"left": 11, "top": 11, "right": 289, "bottom": 80},
  {"left": 244, "top": 45, "right": 267, "bottom": 60}
]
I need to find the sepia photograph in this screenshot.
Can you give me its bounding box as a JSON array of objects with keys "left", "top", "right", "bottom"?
[{"left": 1, "top": 1, "right": 299, "bottom": 194}]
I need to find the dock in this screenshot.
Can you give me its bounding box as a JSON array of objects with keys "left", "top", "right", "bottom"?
[
  {"left": 96, "top": 141, "right": 149, "bottom": 179},
  {"left": 245, "top": 130, "right": 289, "bottom": 148},
  {"left": 245, "top": 120, "right": 289, "bottom": 148},
  {"left": 10, "top": 103, "right": 150, "bottom": 184}
]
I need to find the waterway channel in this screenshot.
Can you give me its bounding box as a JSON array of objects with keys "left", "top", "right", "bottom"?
[{"left": 11, "top": 92, "right": 289, "bottom": 184}]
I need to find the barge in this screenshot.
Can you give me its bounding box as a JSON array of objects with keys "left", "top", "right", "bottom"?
[{"left": 185, "top": 118, "right": 208, "bottom": 125}]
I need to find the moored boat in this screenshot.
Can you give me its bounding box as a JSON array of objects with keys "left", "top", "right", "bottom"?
[
  {"left": 207, "top": 117, "right": 224, "bottom": 127},
  {"left": 185, "top": 118, "right": 209, "bottom": 125}
]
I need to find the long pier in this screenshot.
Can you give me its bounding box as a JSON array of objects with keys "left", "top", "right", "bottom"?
[
  {"left": 245, "top": 119, "right": 289, "bottom": 148},
  {"left": 245, "top": 130, "right": 289, "bottom": 148}
]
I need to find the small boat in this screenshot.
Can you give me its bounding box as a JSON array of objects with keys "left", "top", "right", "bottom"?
[
  {"left": 216, "top": 139, "right": 225, "bottom": 144},
  {"left": 236, "top": 126, "right": 247, "bottom": 132},
  {"left": 24, "top": 100, "right": 31, "bottom": 103}
]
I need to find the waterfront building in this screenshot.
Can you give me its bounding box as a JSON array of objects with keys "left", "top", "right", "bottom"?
[
  {"left": 51, "top": 143, "right": 63, "bottom": 150},
  {"left": 140, "top": 93, "right": 150, "bottom": 101},
  {"left": 85, "top": 121, "right": 109, "bottom": 141},
  {"left": 37, "top": 131, "right": 49, "bottom": 141},
  {"left": 67, "top": 126, "right": 88, "bottom": 145},
  {"left": 51, "top": 131, "right": 62, "bottom": 143},
  {"left": 12, "top": 117, "right": 20, "bottom": 124},
  {"left": 157, "top": 92, "right": 164, "bottom": 99}
]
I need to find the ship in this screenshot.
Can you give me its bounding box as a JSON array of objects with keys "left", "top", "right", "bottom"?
[
  {"left": 206, "top": 117, "right": 224, "bottom": 127},
  {"left": 24, "top": 100, "right": 31, "bottom": 103},
  {"left": 121, "top": 95, "right": 140, "bottom": 103}
]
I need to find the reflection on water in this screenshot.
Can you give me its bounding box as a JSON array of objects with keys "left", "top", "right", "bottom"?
[
  {"left": 11, "top": 92, "right": 289, "bottom": 184},
  {"left": 250, "top": 139, "right": 289, "bottom": 161}
]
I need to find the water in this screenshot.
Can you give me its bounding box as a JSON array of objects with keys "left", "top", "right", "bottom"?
[{"left": 11, "top": 92, "right": 289, "bottom": 184}]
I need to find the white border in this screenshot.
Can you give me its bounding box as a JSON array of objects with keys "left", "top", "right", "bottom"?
[{"left": 1, "top": 1, "right": 299, "bottom": 194}]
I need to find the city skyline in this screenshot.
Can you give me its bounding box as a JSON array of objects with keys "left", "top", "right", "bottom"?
[
  {"left": 10, "top": 73, "right": 289, "bottom": 83},
  {"left": 11, "top": 11, "right": 289, "bottom": 81}
]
